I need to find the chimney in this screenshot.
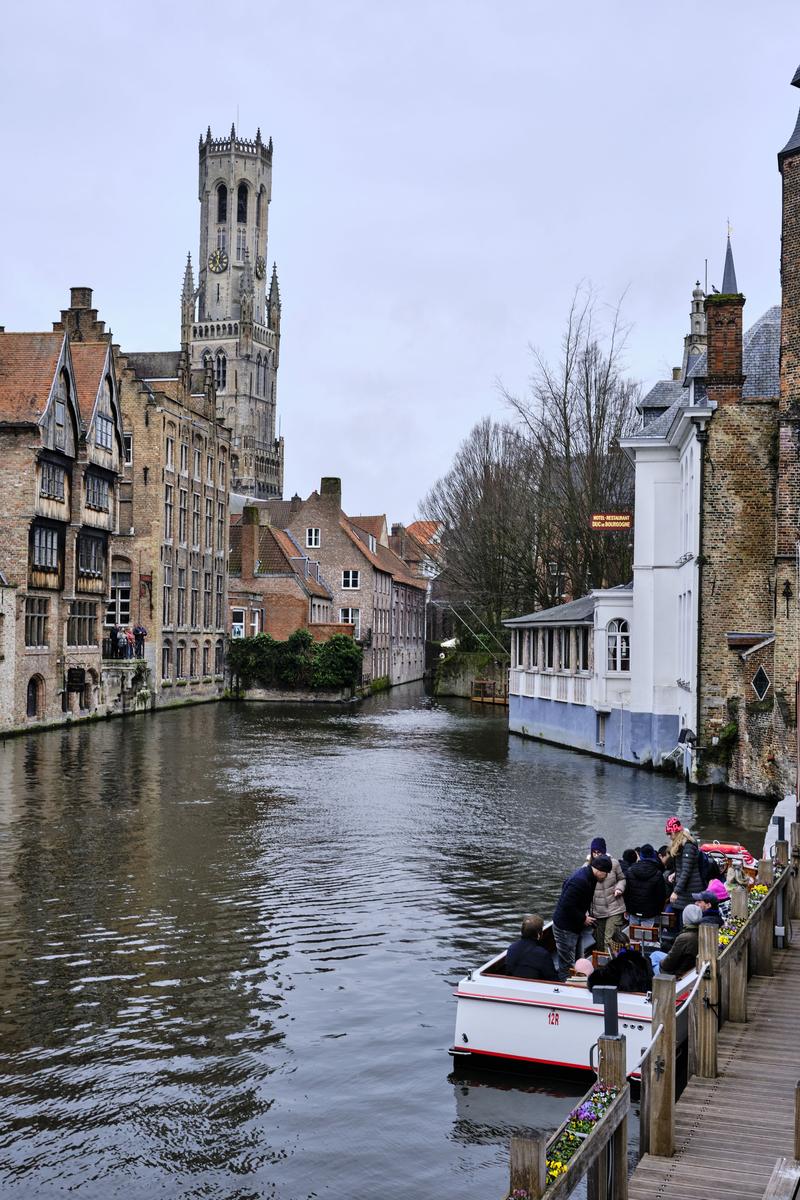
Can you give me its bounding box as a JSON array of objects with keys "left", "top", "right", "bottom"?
[
  {"left": 320, "top": 477, "right": 342, "bottom": 508},
  {"left": 240, "top": 505, "right": 259, "bottom": 582},
  {"left": 70, "top": 287, "right": 93, "bottom": 309},
  {"left": 704, "top": 293, "right": 744, "bottom": 407},
  {"left": 672, "top": 366, "right": 681, "bottom": 381},
  {"left": 391, "top": 523, "right": 403, "bottom": 536}
]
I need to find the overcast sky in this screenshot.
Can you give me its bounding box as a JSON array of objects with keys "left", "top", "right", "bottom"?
[{"left": 2, "top": 2, "right": 798, "bottom": 520}]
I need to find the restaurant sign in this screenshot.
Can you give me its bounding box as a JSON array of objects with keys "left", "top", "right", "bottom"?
[{"left": 590, "top": 512, "right": 632, "bottom": 531}]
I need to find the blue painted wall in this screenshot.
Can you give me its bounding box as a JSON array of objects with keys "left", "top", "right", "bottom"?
[{"left": 509, "top": 695, "right": 680, "bottom": 767}]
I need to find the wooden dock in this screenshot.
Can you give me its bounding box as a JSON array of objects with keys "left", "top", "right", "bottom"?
[{"left": 630, "top": 942, "right": 800, "bottom": 1200}]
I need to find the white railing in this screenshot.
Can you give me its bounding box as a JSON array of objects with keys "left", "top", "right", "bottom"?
[
  {"left": 508, "top": 669, "right": 593, "bottom": 707},
  {"left": 555, "top": 675, "right": 568, "bottom": 701}
]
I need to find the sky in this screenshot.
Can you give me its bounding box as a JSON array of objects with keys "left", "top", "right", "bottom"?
[{"left": 1, "top": 2, "right": 799, "bottom": 521}]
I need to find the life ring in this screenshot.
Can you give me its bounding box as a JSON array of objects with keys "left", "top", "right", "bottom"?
[{"left": 700, "top": 841, "right": 756, "bottom": 866}]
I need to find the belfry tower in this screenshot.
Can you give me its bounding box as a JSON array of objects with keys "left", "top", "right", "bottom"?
[{"left": 184, "top": 125, "right": 284, "bottom": 498}]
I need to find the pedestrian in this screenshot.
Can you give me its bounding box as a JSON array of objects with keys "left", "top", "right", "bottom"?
[
  {"left": 650, "top": 903, "right": 703, "bottom": 976},
  {"left": 692, "top": 889, "right": 724, "bottom": 926},
  {"left": 625, "top": 843, "right": 668, "bottom": 923},
  {"left": 110, "top": 624, "right": 120, "bottom": 659},
  {"left": 125, "top": 626, "right": 135, "bottom": 659},
  {"left": 504, "top": 914, "right": 558, "bottom": 981},
  {"left": 587, "top": 837, "right": 627, "bottom": 952},
  {"left": 551, "top": 854, "right": 612, "bottom": 981},
  {"left": 133, "top": 623, "right": 147, "bottom": 658},
  {"left": 664, "top": 817, "right": 702, "bottom": 926},
  {"left": 116, "top": 626, "right": 128, "bottom": 659}
]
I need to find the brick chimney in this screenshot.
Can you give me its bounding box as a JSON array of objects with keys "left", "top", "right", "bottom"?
[
  {"left": 704, "top": 292, "right": 744, "bottom": 407},
  {"left": 52, "top": 286, "right": 106, "bottom": 341},
  {"left": 240, "top": 505, "right": 259, "bottom": 583},
  {"left": 320, "top": 477, "right": 342, "bottom": 508}
]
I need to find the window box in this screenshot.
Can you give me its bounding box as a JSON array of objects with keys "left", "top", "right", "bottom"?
[
  {"left": 176, "top": 679, "right": 188, "bottom": 687},
  {"left": 161, "top": 680, "right": 173, "bottom": 688}
]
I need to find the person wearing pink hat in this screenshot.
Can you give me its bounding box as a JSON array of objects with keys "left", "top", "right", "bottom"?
[
  {"left": 664, "top": 816, "right": 702, "bottom": 926},
  {"left": 703, "top": 877, "right": 731, "bottom": 922}
]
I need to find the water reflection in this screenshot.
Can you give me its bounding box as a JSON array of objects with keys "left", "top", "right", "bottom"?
[{"left": 0, "top": 689, "right": 773, "bottom": 1198}]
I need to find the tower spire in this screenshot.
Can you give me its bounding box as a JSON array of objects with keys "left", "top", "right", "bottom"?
[
  {"left": 779, "top": 66, "right": 800, "bottom": 167},
  {"left": 180, "top": 253, "right": 196, "bottom": 349},
  {"left": 721, "top": 232, "right": 738, "bottom": 294}
]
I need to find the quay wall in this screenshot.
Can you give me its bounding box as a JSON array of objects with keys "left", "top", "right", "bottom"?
[{"left": 509, "top": 693, "right": 679, "bottom": 767}]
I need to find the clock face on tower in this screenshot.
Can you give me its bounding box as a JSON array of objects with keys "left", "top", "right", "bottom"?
[
  {"left": 208, "top": 248, "right": 229, "bottom": 274},
  {"left": 255, "top": 255, "right": 266, "bottom": 279}
]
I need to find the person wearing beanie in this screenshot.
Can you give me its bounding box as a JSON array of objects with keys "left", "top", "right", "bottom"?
[
  {"left": 624, "top": 843, "right": 668, "bottom": 923},
  {"left": 586, "top": 837, "right": 627, "bottom": 953},
  {"left": 692, "top": 890, "right": 724, "bottom": 927},
  {"left": 552, "top": 856, "right": 612, "bottom": 980},
  {"left": 650, "top": 903, "right": 703, "bottom": 976}
]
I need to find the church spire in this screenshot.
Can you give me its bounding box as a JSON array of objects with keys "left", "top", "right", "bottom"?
[
  {"left": 182, "top": 252, "right": 195, "bottom": 300},
  {"left": 721, "top": 233, "right": 738, "bottom": 294},
  {"left": 268, "top": 262, "right": 281, "bottom": 334}
]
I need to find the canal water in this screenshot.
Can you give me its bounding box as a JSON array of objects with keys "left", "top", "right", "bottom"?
[{"left": 0, "top": 687, "right": 772, "bottom": 1199}]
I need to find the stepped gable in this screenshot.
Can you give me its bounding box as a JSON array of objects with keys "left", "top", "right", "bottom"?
[{"left": 0, "top": 332, "right": 64, "bottom": 423}]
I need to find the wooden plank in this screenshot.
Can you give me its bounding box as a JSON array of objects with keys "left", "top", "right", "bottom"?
[
  {"left": 728, "top": 937, "right": 748, "bottom": 1023},
  {"left": 696, "top": 924, "right": 718, "bottom": 1077},
  {"left": 649, "top": 975, "right": 675, "bottom": 1158},
  {"left": 546, "top": 1089, "right": 630, "bottom": 1200},
  {"left": 795, "top": 1081, "right": 800, "bottom": 1162},
  {"left": 509, "top": 1134, "right": 546, "bottom": 1199},
  {"left": 760, "top": 1157, "right": 800, "bottom": 1200}
]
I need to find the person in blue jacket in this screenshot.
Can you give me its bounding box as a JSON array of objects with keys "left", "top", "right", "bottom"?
[
  {"left": 552, "top": 856, "right": 612, "bottom": 980},
  {"left": 505, "top": 914, "right": 558, "bottom": 981}
]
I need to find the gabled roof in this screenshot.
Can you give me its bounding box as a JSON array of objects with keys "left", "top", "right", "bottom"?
[
  {"left": 640, "top": 378, "right": 684, "bottom": 412},
  {"left": 350, "top": 514, "right": 388, "bottom": 545},
  {"left": 407, "top": 519, "right": 440, "bottom": 546},
  {"left": 228, "top": 523, "right": 332, "bottom": 600},
  {"left": 504, "top": 584, "right": 632, "bottom": 628},
  {"left": 0, "top": 332, "right": 64, "bottom": 424},
  {"left": 70, "top": 341, "right": 110, "bottom": 423},
  {"left": 340, "top": 519, "right": 427, "bottom": 589}
]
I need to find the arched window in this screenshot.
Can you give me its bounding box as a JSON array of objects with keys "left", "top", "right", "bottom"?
[
  {"left": 255, "top": 354, "right": 262, "bottom": 394},
  {"left": 256, "top": 188, "right": 263, "bottom": 228},
  {"left": 216, "top": 184, "right": 227, "bottom": 224},
  {"left": 26, "top": 675, "right": 43, "bottom": 718},
  {"left": 215, "top": 351, "right": 227, "bottom": 391},
  {"left": 237, "top": 183, "right": 248, "bottom": 224},
  {"left": 607, "top": 619, "right": 630, "bottom": 673},
  {"left": 215, "top": 639, "right": 224, "bottom": 675}
]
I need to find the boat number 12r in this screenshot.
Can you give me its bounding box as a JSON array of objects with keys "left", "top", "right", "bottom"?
[{"left": 547, "top": 1011, "right": 559, "bottom": 1026}]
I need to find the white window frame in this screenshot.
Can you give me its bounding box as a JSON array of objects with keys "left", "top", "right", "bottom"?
[
  {"left": 606, "top": 618, "right": 631, "bottom": 673},
  {"left": 342, "top": 569, "right": 360, "bottom": 590},
  {"left": 306, "top": 527, "right": 321, "bottom": 549},
  {"left": 231, "top": 608, "right": 246, "bottom": 639},
  {"left": 340, "top": 607, "right": 361, "bottom": 638}
]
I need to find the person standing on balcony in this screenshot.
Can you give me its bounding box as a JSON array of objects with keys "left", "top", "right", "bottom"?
[{"left": 133, "top": 624, "right": 147, "bottom": 658}]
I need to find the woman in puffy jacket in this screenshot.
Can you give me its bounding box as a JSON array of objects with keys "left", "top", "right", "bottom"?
[{"left": 665, "top": 817, "right": 702, "bottom": 923}]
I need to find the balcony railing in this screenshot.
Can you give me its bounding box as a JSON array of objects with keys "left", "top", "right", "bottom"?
[{"left": 509, "top": 668, "right": 592, "bottom": 707}]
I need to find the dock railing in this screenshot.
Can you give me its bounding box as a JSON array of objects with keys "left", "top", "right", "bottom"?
[{"left": 501, "top": 841, "right": 795, "bottom": 1199}]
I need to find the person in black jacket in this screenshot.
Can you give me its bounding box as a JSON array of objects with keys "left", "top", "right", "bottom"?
[
  {"left": 625, "top": 844, "right": 668, "bottom": 922},
  {"left": 665, "top": 818, "right": 703, "bottom": 924},
  {"left": 552, "top": 856, "right": 612, "bottom": 980},
  {"left": 586, "top": 932, "right": 653, "bottom": 993},
  {"left": 505, "top": 914, "right": 558, "bottom": 981}
]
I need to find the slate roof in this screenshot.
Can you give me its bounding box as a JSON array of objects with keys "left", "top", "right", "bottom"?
[
  {"left": 504, "top": 584, "right": 633, "bottom": 628},
  {"left": 70, "top": 342, "right": 109, "bottom": 423},
  {"left": 686, "top": 306, "right": 780, "bottom": 398},
  {"left": 780, "top": 102, "right": 800, "bottom": 164},
  {"left": 0, "top": 332, "right": 63, "bottom": 424},
  {"left": 125, "top": 351, "right": 181, "bottom": 380}
]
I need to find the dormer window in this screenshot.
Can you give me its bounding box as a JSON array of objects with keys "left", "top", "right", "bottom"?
[
  {"left": 368, "top": 534, "right": 376, "bottom": 553},
  {"left": 95, "top": 415, "right": 113, "bottom": 450}
]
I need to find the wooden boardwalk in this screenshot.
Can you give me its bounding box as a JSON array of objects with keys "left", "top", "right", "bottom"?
[{"left": 630, "top": 942, "right": 800, "bottom": 1199}]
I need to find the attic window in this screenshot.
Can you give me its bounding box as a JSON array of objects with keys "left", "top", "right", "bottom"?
[
  {"left": 752, "top": 666, "right": 771, "bottom": 702},
  {"left": 368, "top": 534, "right": 376, "bottom": 553}
]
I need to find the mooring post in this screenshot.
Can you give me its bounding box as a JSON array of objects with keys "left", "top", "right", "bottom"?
[
  {"left": 696, "top": 924, "right": 719, "bottom": 1078},
  {"left": 509, "top": 1133, "right": 547, "bottom": 1199},
  {"left": 754, "top": 858, "right": 775, "bottom": 976},
  {"left": 730, "top": 881, "right": 748, "bottom": 921},
  {"left": 592, "top": 985, "right": 620, "bottom": 1036},
  {"left": 591, "top": 1033, "right": 628, "bottom": 1200},
  {"left": 775, "top": 840, "right": 789, "bottom": 949},
  {"left": 795, "top": 1082, "right": 800, "bottom": 1162},
  {"left": 648, "top": 975, "right": 676, "bottom": 1158},
  {"left": 728, "top": 932, "right": 748, "bottom": 1023},
  {"left": 790, "top": 823, "right": 800, "bottom": 921}
]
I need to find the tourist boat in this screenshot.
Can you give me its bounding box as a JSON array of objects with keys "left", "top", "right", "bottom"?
[{"left": 451, "top": 924, "right": 698, "bottom": 1076}]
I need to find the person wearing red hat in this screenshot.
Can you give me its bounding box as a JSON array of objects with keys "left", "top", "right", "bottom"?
[{"left": 664, "top": 817, "right": 702, "bottom": 927}]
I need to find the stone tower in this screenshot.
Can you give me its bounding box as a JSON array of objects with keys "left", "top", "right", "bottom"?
[{"left": 186, "top": 125, "right": 284, "bottom": 498}]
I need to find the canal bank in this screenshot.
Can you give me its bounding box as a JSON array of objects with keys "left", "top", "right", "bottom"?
[{"left": 0, "top": 684, "right": 774, "bottom": 1199}]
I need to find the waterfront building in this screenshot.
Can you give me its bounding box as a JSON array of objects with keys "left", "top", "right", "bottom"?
[
  {"left": 0, "top": 321, "right": 125, "bottom": 729},
  {"left": 228, "top": 505, "right": 351, "bottom": 641},
  {"left": 260, "top": 479, "right": 427, "bottom": 686}
]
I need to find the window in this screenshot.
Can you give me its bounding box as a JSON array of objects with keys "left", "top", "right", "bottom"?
[
  {"left": 546, "top": 628, "right": 555, "bottom": 670},
  {"left": 250, "top": 610, "right": 261, "bottom": 636},
  {"left": 190, "top": 645, "right": 198, "bottom": 678},
  {"left": 342, "top": 570, "right": 360, "bottom": 590},
  {"left": 180, "top": 442, "right": 189, "bottom": 474},
  {"left": 231, "top": 608, "right": 246, "bottom": 638},
  {"left": 123, "top": 433, "right": 133, "bottom": 466},
  {"left": 202, "top": 643, "right": 211, "bottom": 675},
  {"left": 32, "top": 526, "right": 58, "bottom": 570},
  {"left": 205, "top": 497, "right": 213, "bottom": 546},
  {"left": 204, "top": 572, "right": 212, "bottom": 626},
  {"left": 368, "top": 534, "right": 377, "bottom": 553},
  {"left": 607, "top": 619, "right": 630, "bottom": 672},
  {"left": 193, "top": 448, "right": 201, "bottom": 479},
  {"left": 24, "top": 598, "right": 49, "bottom": 647},
  {"left": 531, "top": 630, "right": 538, "bottom": 667},
  {"left": 162, "top": 642, "right": 171, "bottom": 681},
  {"left": 340, "top": 608, "right": 361, "bottom": 638},
  {"left": 26, "top": 676, "right": 43, "bottom": 718},
  {"left": 40, "top": 461, "right": 65, "bottom": 500},
  {"left": 577, "top": 627, "right": 589, "bottom": 672},
  {"left": 215, "top": 352, "right": 227, "bottom": 391},
  {"left": 54, "top": 398, "right": 66, "bottom": 447},
  {"left": 192, "top": 493, "right": 200, "bottom": 547},
  {"left": 207, "top": 454, "right": 214, "bottom": 483},
  {"left": 218, "top": 460, "right": 226, "bottom": 489},
  {"left": 176, "top": 643, "right": 186, "bottom": 679},
  {"left": 67, "top": 601, "right": 97, "bottom": 646},
  {"left": 106, "top": 569, "right": 132, "bottom": 626},
  {"left": 216, "top": 502, "right": 224, "bottom": 549},
  {"left": 164, "top": 484, "right": 174, "bottom": 540},
  {"left": 256, "top": 189, "right": 262, "bottom": 228},
  {"left": 306, "top": 527, "right": 320, "bottom": 548},
  {"left": 216, "top": 183, "right": 227, "bottom": 224},
  {"left": 86, "top": 474, "right": 109, "bottom": 511},
  {"left": 562, "top": 629, "right": 571, "bottom": 670},
  {"left": 177, "top": 568, "right": 186, "bottom": 625},
  {"left": 178, "top": 489, "right": 188, "bottom": 543},
  {"left": 95, "top": 415, "right": 113, "bottom": 450},
  {"left": 236, "top": 226, "right": 247, "bottom": 262},
  {"left": 163, "top": 564, "right": 172, "bottom": 625},
  {"left": 165, "top": 435, "right": 175, "bottom": 469},
  {"left": 191, "top": 570, "right": 199, "bottom": 626},
  {"left": 77, "top": 534, "right": 104, "bottom": 576},
  {"left": 215, "top": 574, "right": 223, "bottom": 627},
  {"left": 215, "top": 640, "right": 224, "bottom": 674},
  {"left": 216, "top": 226, "right": 227, "bottom": 252},
  {"left": 237, "top": 182, "right": 248, "bottom": 224}
]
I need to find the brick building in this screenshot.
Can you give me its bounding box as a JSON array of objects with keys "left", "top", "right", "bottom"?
[
  {"left": 261, "top": 478, "right": 427, "bottom": 686},
  {"left": 0, "top": 321, "right": 125, "bottom": 730},
  {"left": 228, "top": 505, "right": 351, "bottom": 641}
]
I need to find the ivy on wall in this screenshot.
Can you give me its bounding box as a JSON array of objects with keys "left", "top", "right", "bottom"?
[{"left": 227, "top": 630, "right": 363, "bottom": 692}]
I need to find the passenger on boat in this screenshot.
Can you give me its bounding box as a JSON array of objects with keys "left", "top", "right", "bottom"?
[
  {"left": 704, "top": 878, "right": 731, "bottom": 922},
  {"left": 621, "top": 848, "right": 639, "bottom": 876},
  {"left": 624, "top": 844, "right": 668, "bottom": 922},
  {"left": 586, "top": 930, "right": 653, "bottom": 993},
  {"left": 504, "top": 914, "right": 558, "bottom": 981},
  {"left": 588, "top": 838, "right": 627, "bottom": 952},
  {"left": 665, "top": 818, "right": 703, "bottom": 925},
  {"left": 692, "top": 889, "right": 723, "bottom": 926},
  {"left": 552, "top": 855, "right": 612, "bottom": 981},
  {"left": 650, "top": 903, "right": 702, "bottom": 976}
]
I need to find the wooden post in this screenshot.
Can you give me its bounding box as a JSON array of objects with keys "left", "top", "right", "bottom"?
[
  {"left": 730, "top": 881, "right": 748, "bottom": 921},
  {"left": 790, "top": 824, "right": 800, "bottom": 920},
  {"left": 509, "top": 1134, "right": 547, "bottom": 1199},
  {"left": 776, "top": 840, "right": 790, "bottom": 870},
  {"left": 696, "top": 924, "right": 719, "bottom": 1078},
  {"left": 795, "top": 1082, "right": 800, "bottom": 1162},
  {"left": 728, "top": 935, "right": 748, "bottom": 1023},
  {"left": 776, "top": 842, "right": 789, "bottom": 949},
  {"left": 758, "top": 857, "right": 775, "bottom": 886},
  {"left": 648, "top": 975, "right": 676, "bottom": 1158},
  {"left": 589, "top": 1035, "right": 628, "bottom": 1200}
]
